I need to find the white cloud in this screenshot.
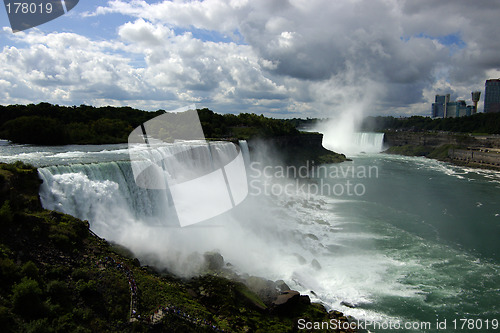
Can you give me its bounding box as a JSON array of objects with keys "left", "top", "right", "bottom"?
[{"left": 1, "top": 0, "right": 500, "bottom": 117}]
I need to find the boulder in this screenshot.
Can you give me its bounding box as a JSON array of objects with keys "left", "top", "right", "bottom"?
[
  {"left": 293, "top": 253, "right": 307, "bottom": 265},
  {"left": 245, "top": 276, "right": 279, "bottom": 305},
  {"left": 271, "top": 290, "right": 302, "bottom": 313},
  {"left": 299, "top": 295, "right": 311, "bottom": 305},
  {"left": 275, "top": 280, "right": 290, "bottom": 293},
  {"left": 273, "top": 290, "right": 300, "bottom": 306},
  {"left": 204, "top": 251, "right": 224, "bottom": 271}
]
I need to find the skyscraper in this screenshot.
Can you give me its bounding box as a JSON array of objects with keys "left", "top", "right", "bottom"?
[
  {"left": 432, "top": 94, "right": 450, "bottom": 118},
  {"left": 484, "top": 79, "right": 500, "bottom": 113}
]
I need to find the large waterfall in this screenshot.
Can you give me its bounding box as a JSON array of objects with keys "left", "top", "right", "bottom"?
[
  {"left": 38, "top": 141, "right": 260, "bottom": 275},
  {"left": 322, "top": 132, "right": 385, "bottom": 155},
  {"left": 39, "top": 141, "right": 248, "bottom": 226},
  {"left": 35, "top": 139, "right": 348, "bottom": 293},
  {"left": 351, "top": 132, "right": 385, "bottom": 153}
]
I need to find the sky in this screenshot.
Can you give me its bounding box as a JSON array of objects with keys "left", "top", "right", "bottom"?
[{"left": 1, "top": 0, "right": 500, "bottom": 118}]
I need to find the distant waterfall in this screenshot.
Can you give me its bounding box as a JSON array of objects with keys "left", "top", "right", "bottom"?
[
  {"left": 351, "top": 133, "right": 385, "bottom": 153},
  {"left": 322, "top": 131, "right": 385, "bottom": 156}
]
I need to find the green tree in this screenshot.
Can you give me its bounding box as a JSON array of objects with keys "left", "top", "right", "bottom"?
[
  {"left": 11, "top": 277, "right": 44, "bottom": 319},
  {"left": 21, "top": 261, "right": 40, "bottom": 281},
  {"left": 1, "top": 116, "right": 68, "bottom": 145},
  {"left": 0, "top": 257, "right": 19, "bottom": 291}
]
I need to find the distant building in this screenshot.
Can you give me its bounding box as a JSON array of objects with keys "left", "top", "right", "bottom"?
[
  {"left": 484, "top": 79, "right": 500, "bottom": 113},
  {"left": 432, "top": 94, "right": 475, "bottom": 118},
  {"left": 432, "top": 94, "right": 449, "bottom": 118},
  {"left": 446, "top": 100, "right": 472, "bottom": 118},
  {"left": 471, "top": 91, "right": 481, "bottom": 114}
]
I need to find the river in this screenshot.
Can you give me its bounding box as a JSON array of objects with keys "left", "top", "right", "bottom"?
[{"left": 1, "top": 136, "right": 499, "bottom": 332}]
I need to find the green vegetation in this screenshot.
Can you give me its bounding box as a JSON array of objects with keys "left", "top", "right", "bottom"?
[
  {"left": 427, "top": 144, "right": 458, "bottom": 160},
  {"left": 385, "top": 144, "right": 458, "bottom": 160},
  {"left": 0, "top": 103, "right": 163, "bottom": 145},
  {"left": 0, "top": 103, "right": 299, "bottom": 145},
  {"left": 385, "top": 145, "right": 435, "bottom": 157},
  {"left": 276, "top": 133, "right": 348, "bottom": 165},
  {"left": 0, "top": 162, "right": 351, "bottom": 332},
  {"left": 198, "top": 108, "right": 300, "bottom": 139},
  {"left": 362, "top": 113, "right": 500, "bottom": 134}
]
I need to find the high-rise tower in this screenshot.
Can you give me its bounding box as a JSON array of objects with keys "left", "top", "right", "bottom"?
[
  {"left": 484, "top": 79, "right": 500, "bottom": 113},
  {"left": 432, "top": 94, "right": 450, "bottom": 118},
  {"left": 471, "top": 91, "right": 481, "bottom": 114}
]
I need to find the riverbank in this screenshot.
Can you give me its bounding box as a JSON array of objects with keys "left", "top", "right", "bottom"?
[
  {"left": 0, "top": 162, "right": 357, "bottom": 332},
  {"left": 383, "top": 131, "right": 500, "bottom": 170}
]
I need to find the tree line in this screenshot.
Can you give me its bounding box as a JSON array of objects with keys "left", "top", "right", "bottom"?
[
  {"left": 0, "top": 103, "right": 298, "bottom": 145},
  {"left": 361, "top": 113, "right": 500, "bottom": 134},
  {"left": 0, "top": 103, "right": 163, "bottom": 145}
]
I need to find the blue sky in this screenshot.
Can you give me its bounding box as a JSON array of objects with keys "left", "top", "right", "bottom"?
[{"left": 1, "top": 0, "right": 500, "bottom": 118}]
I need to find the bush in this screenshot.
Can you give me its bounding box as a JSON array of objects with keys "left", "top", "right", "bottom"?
[
  {"left": 11, "top": 277, "right": 44, "bottom": 319},
  {"left": 0, "top": 306, "right": 15, "bottom": 332},
  {"left": 21, "top": 261, "right": 40, "bottom": 281},
  {"left": 46, "top": 280, "right": 70, "bottom": 306},
  {"left": 0, "top": 201, "right": 13, "bottom": 225},
  {"left": 0, "top": 257, "right": 19, "bottom": 290}
]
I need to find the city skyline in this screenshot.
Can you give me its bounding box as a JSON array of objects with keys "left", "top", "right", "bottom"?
[{"left": 1, "top": 1, "right": 500, "bottom": 118}]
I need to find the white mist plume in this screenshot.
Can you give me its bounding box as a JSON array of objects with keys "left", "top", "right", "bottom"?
[
  {"left": 319, "top": 101, "right": 365, "bottom": 155},
  {"left": 315, "top": 80, "right": 384, "bottom": 155}
]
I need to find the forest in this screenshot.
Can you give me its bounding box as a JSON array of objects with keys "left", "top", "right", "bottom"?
[
  {"left": 361, "top": 112, "right": 500, "bottom": 134},
  {"left": 0, "top": 103, "right": 298, "bottom": 145}
]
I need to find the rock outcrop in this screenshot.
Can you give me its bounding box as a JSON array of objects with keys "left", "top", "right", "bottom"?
[{"left": 384, "top": 131, "right": 500, "bottom": 169}]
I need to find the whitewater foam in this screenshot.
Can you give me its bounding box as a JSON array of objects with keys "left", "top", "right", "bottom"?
[
  {"left": 322, "top": 132, "right": 386, "bottom": 156},
  {"left": 32, "top": 141, "right": 500, "bottom": 331}
]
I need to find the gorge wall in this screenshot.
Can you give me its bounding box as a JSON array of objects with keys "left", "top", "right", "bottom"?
[{"left": 384, "top": 131, "right": 500, "bottom": 169}]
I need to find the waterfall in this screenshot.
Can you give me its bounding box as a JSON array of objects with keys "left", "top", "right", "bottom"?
[
  {"left": 38, "top": 161, "right": 174, "bottom": 234},
  {"left": 351, "top": 132, "right": 385, "bottom": 153},
  {"left": 322, "top": 131, "right": 385, "bottom": 155},
  {"left": 37, "top": 140, "right": 254, "bottom": 275},
  {"left": 39, "top": 141, "right": 250, "bottom": 230}
]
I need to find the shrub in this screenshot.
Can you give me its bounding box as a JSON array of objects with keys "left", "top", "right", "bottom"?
[{"left": 11, "top": 277, "right": 44, "bottom": 319}]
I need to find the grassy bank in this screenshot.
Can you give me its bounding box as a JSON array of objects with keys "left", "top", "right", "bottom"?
[{"left": 384, "top": 144, "right": 456, "bottom": 160}]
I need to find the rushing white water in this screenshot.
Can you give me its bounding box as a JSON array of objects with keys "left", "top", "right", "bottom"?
[
  {"left": 322, "top": 131, "right": 385, "bottom": 155},
  {"left": 3, "top": 138, "right": 499, "bottom": 332},
  {"left": 352, "top": 132, "right": 385, "bottom": 153}
]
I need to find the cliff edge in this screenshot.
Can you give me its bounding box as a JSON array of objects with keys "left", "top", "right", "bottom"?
[{"left": 249, "top": 132, "right": 349, "bottom": 166}]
